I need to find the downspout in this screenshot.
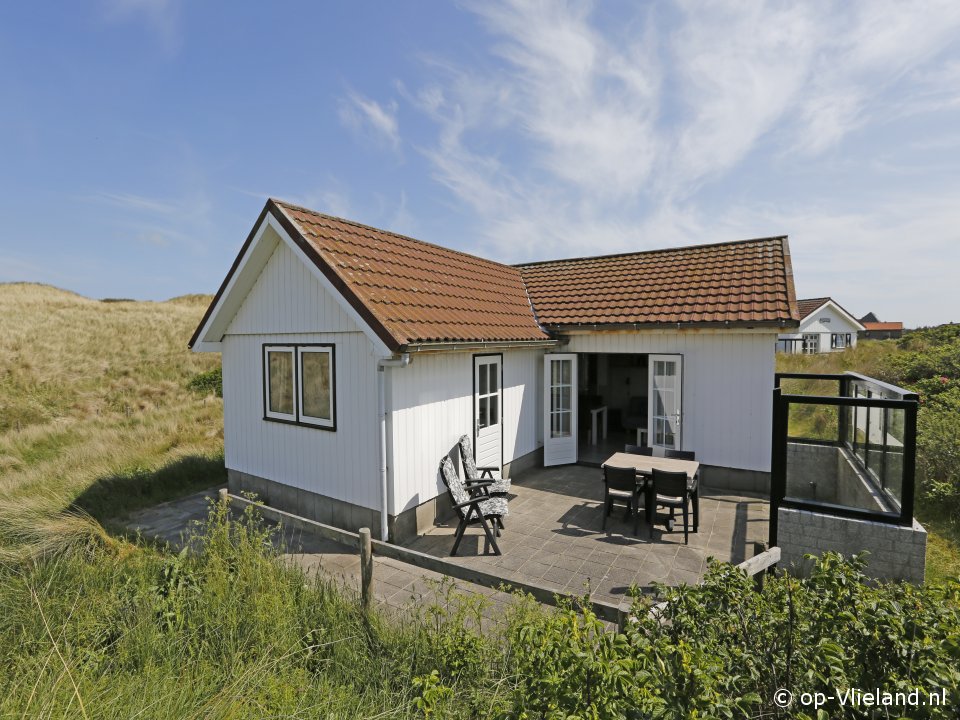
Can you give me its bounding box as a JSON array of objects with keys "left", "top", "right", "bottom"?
[{"left": 377, "top": 353, "right": 411, "bottom": 541}]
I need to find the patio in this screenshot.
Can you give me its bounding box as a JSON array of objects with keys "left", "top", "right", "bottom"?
[{"left": 404, "top": 463, "right": 769, "bottom": 606}]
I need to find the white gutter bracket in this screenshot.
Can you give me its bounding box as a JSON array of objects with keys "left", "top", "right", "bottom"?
[{"left": 377, "top": 353, "right": 411, "bottom": 542}]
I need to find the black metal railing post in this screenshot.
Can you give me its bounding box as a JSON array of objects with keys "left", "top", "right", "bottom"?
[
  {"left": 900, "top": 399, "right": 918, "bottom": 527},
  {"left": 769, "top": 387, "right": 786, "bottom": 547},
  {"left": 838, "top": 375, "right": 849, "bottom": 446}
]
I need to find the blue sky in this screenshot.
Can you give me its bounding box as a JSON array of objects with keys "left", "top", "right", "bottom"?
[{"left": 1, "top": 1, "right": 959, "bottom": 326}]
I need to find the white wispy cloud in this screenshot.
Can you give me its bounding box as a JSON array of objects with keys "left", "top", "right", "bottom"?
[
  {"left": 392, "top": 2, "right": 960, "bottom": 293},
  {"left": 100, "top": 0, "right": 181, "bottom": 53},
  {"left": 338, "top": 91, "right": 401, "bottom": 151}
]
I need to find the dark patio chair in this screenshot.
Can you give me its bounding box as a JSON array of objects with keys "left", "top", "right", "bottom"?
[
  {"left": 649, "top": 468, "right": 694, "bottom": 544},
  {"left": 624, "top": 444, "right": 653, "bottom": 456},
  {"left": 458, "top": 435, "right": 511, "bottom": 500},
  {"left": 663, "top": 448, "right": 695, "bottom": 461},
  {"left": 439, "top": 456, "right": 507, "bottom": 556},
  {"left": 603, "top": 465, "right": 642, "bottom": 535}
]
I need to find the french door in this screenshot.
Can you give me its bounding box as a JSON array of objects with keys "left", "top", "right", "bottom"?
[
  {"left": 473, "top": 355, "right": 502, "bottom": 471},
  {"left": 543, "top": 353, "right": 577, "bottom": 466},
  {"left": 648, "top": 354, "right": 683, "bottom": 451}
]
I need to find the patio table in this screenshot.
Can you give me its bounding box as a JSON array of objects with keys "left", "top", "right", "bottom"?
[{"left": 601, "top": 452, "right": 700, "bottom": 531}]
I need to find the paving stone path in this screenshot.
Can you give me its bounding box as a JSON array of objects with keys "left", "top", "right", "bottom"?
[{"left": 123, "top": 488, "right": 522, "bottom": 629}]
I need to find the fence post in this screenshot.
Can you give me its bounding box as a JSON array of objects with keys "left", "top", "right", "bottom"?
[
  {"left": 753, "top": 541, "right": 769, "bottom": 592},
  {"left": 218, "top": 487, "right": 228, "bottom": 503},
  {"left": 359, "top": 527, "right": 373, "bottom": 610}
]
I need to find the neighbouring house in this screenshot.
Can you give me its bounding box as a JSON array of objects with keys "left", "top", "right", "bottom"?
[
  {"left": 190, "top": 199, "right": 800, "bottom": 542},
  {"left": 776, "top": 297, "right": 865, "bottom": 354},
  {"left": 859, "top": 313, "right": 904, "bottom": 340}
]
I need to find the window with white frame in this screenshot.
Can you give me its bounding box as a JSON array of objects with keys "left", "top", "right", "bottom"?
[
  {"left": 264, "top": 346, "right": 296, "bottom": 420},
  {"left": 831, "top": 333, "right": 852, "bottom": 350},
  {"left": 262, "top": 344, "right": 336, "bottom": 429},
  {"left": 298, "top": 346, "right": 335, "bottom": 427},
  {"left": 802, "top": 334, "right": 820, "bottom": 354}
]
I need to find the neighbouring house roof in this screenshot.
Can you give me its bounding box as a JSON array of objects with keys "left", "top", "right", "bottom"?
[
  {"left": 796, "top": 297, "right": 865, "bottom": 331},
  {"left": 796, "top": 297, "right": 831, "bottom": 319},
  {"left": 191, "top": 200, "right": 801, "bottom": 352},
  {"left": 860, "top": 311, "right": 880, "bottom": 324},
  {"left": 863, "top": 321, "right": 903, "bottom": 331},
  {"left": 517, "top": 237, "right": 799, "bottom": 326}
]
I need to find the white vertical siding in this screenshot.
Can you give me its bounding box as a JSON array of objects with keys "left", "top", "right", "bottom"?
[
  {"left": 388, "top": 348, "right": 543, "bottom": 514},
  {"left": 221, "top": 238, "right": 380, "bottom": 511},
  {"left": 565, "top": 330, "right": 776, "bottom": 472},
  {"left": 227, "top": 239, "right": 358, "bottom": 335},
  {"left": 222, "top": 333, "right": 380, "bottom": 508}
]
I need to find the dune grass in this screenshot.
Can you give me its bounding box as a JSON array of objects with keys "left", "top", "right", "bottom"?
[{"left": 0, "top": 283, "right": 224, "bottom": 556}]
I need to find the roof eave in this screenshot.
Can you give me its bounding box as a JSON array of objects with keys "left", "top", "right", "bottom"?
[
  {"left": 400, "top": 338, "right": 559, "bottom": 353},
  {"left": 545, "top": 320, "right": 799, "bottom": 332}
]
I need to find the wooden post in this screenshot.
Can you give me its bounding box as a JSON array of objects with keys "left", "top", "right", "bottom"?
[
  {"left": 359, "top": 527, "right": 373, "bottom": 610},
  {"left": 218, "top": 487, "right": 228, "bottom": 503},
  {"left": 753, "top": 541, "right": 768, "bottom": 592}
]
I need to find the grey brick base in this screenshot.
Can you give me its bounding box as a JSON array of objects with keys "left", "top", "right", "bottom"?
[
  {"left": 777, "top": 506, "right": 926, "bottom": 583},
  {"left": 228, "top": 469, "right": 383, "bottom": 539}
]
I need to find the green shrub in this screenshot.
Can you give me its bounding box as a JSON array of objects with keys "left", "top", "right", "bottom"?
[
  {"left": 508, "top": 555, "right": 960, "bottom": 719},
  {"left": 186, "top": 366, "right": 222, "bottom": 397}
]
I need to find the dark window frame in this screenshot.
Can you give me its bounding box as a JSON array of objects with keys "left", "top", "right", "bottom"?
[{"left": 262, "top": 342, "right": 337, "bottom": 431}]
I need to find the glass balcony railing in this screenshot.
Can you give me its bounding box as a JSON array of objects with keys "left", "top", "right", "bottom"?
[{"left": 771, "top": 372, "right": 919, "bottom": 528}]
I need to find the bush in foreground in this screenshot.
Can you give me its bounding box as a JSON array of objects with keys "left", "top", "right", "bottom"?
[{"left": 0, "top": 501, "right": 957, "bottom": 718}]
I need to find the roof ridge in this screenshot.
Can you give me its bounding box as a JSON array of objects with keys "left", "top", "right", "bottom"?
[
  {"left": 271, "top": 198, "right": 520, "bottom": 275},
  {"left": 514, "top": 235, "right": 788, "bottom": 269}
]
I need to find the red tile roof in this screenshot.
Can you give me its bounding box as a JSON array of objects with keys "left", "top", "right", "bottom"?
[
  {"left": 192, "top": 200, "right": 801, "bottom": 351},
  {"left": 272, "top": 201, "right": 551, "bottom": 349},
  {"left": 863, "top": 321, "right": 903, "bottom": 331},
  {"left": 796, "top": 297, "right": 863, "bottom": 327},
  {"left": 517, "top": 237, "right": 799, "bottom": 326},
  {"left": 796, "top": 297, "right": 831, "bottom": 319}
]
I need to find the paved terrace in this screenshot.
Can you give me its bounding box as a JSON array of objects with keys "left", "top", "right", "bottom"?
[
  {"left": 404, "top": 464, "right": 770, "bottom": 606},
  {"left": 125, "top": 464, "right": 769, "bottom": 620}
]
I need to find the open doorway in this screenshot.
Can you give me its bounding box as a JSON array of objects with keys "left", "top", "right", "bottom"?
[
  {"left": 576, "top": 353, "right": 649, "bottom": 464},
  {"left": 543, "top": 351, "right": 684, "bottom": 467}
]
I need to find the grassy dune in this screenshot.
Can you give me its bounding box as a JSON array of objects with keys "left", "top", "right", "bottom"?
[{"left": 0, "top": 283, "right": 224, "bottom": 555}]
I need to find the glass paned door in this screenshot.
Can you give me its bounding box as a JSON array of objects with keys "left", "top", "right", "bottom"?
[
  {"left": 543, "top": 354, "right": 577, "bottom": 466},
  {"left": 648, "top": 354, "right": 682, "bottom": 451},
  {"left": 474, "top": 355, "right": 502, "bottom": 471}
]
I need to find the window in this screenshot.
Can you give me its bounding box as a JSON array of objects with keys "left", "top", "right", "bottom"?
[
  {"left": 298, "top": 346, "right": 335, "bottom": 428},
  {"left": 802, "top": 334, "right": 820, "bottom": 354},
  {"left": 264, "top": 346, "right": 295, "bottom": 420},
  {"left": 831, "top": 333, "right": 852, "bottom": 350},
  {"left": 263, "top": 344, "right": 336, "bottom": 430},
  {"left": 477, "top": 361, "right": 499, "bottom": 428}
]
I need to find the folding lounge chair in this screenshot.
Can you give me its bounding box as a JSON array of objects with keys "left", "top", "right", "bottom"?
[
  {"left": 458, "top": 434, "right": 511, "bottom": 498},
  {"left": 439, "top": 456, "right": 508, "bottom": 556}
]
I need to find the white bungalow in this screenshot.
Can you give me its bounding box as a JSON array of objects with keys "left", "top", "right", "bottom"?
[
  {"left": 190, "top": 200, "right": 800, "bottom": 541},
  {"left": 776, "top": 297, "right": 865, "bottom": 354}
]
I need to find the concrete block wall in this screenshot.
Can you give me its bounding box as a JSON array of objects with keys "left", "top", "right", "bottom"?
[
  {"left": 777, "top": 506, "right": 926, "bottom": 583},
  {"left": 785, "top": 443, "right": 886, "bottom": 511}
]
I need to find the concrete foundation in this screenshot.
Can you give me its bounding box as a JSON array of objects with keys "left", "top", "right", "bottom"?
[
  {"left": 228, "top": 469, "right": 384, "bottom": 539},
  {"left": 698, "top": 465, "right": 771, "bottom": 495},
  {"left": 785, "top": 443, "right": 888, "bottom": 512},
  {"left": 777, "top": 506, "right": 926, "bottom": 583}
]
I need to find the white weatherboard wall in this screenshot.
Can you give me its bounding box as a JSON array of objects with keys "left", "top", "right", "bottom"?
[
  {"left": 221, "top": 239, "right": 380, "bottom": 511},
  {"left": 565, "top": 329, "right": 776, "bottom": 472},
  {"left": 388, "top": 348, "right": 543, "bottom": 515}
]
